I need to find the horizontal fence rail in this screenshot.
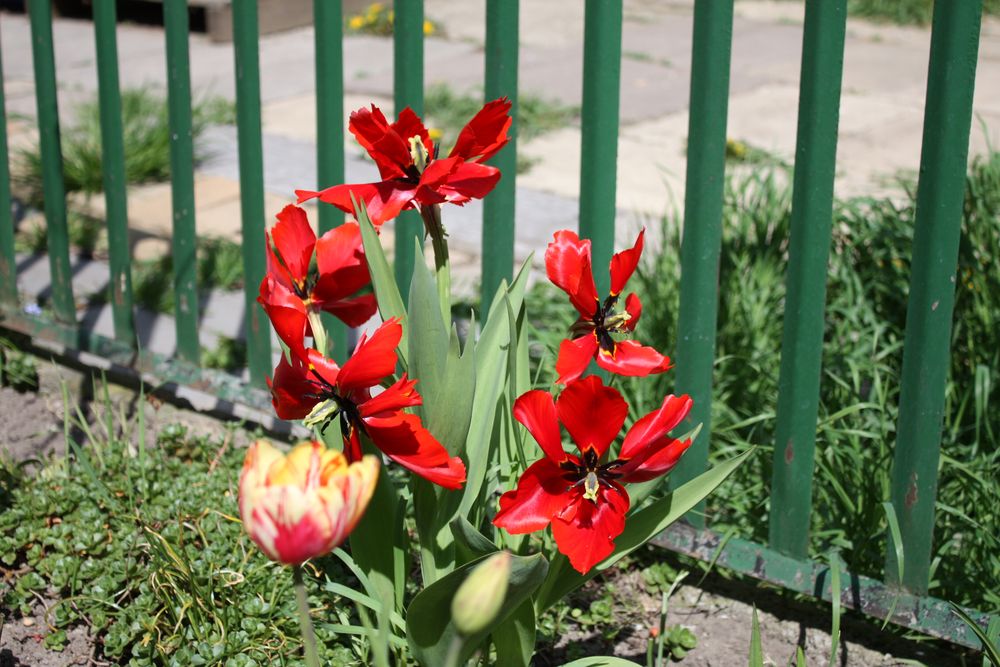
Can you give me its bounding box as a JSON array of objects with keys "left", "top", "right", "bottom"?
[{"left": 0, "top": 0, "right": 994, "bottom": 651}]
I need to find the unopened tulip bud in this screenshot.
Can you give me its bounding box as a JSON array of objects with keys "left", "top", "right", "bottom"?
[
  {"left": 451, "top": 551, "right": 512, "bottom": 635},
  {"left": 239, "top": 439, "right": 378, "bottom": 565}
]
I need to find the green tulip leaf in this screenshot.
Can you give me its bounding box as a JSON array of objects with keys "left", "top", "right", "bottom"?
[
  {"left": 355, "top": 196, "right": 407, "bottom": 366},
  {"left": 492, "top": 600, "right": 536, "bottom": 667},
  {"left": 459, "top": 258, "right": 531, "bottom": 523},
  {"left": 450, "top": 515, "right": 499, "bottom": 562}
]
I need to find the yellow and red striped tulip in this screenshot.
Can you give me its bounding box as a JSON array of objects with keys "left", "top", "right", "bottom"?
[{"left": 238, "top": 439, "right": 379, "bottom": 565}]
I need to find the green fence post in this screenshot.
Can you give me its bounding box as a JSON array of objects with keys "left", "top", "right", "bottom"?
[
  {"left": 163, "top": 0, "right": 200, "bottom": 365},
  {"left": 768, "top": 0, "right": 847, "bottom": 558},
  {"left": 887, "top": 0, "right": 982, "bottom": 594},
  {"left": 314, "top": 0, "right": 348, "bottom": 363},
  {"left": 480, "top": 0, "right": 519, "bottom": 315},
  {"left": 28, "top": 0, "right": 76, "bottom": 329},
  {"left": 0, "top": 45, "right": 16, "bottom": 307},
  {"left": 232, "top": 0, "right": 272, "bottom": 385},
  {"left": 93, "top": 0, "right": 136, "bottom": 347},
  {"left": 578, "top": 0, "right": 622, "bottom": 294},
  {"left": 667, "top": 0, "right": 734, "bottom": 524},
  {"left": 393, "top": 0, "right": 424, "bottom": 302}
]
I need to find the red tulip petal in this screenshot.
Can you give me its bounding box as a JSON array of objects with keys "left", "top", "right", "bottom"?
[
  {"left": 390, "top": 106, "right": 435, "bottom": 163},
  {"left": 322, "top": 293, "right": 378, "bottom": 328},
  {"left": 335, "top": 319, "right": 402, "bottom": 392},
  {"left": 301, "top": 181, "right": 418, "bottom": 226},
  {"left": 433, "top": 160, "right": 502, "bottom": 204},
  {"left": 618, "top": 437, "right": 691, "bottom": 484},
  {"left": 545, "top": 230, "right": 599, "bottom": 317},
  {"left": 596, "top": 339, "right": 672, "bottom": 377},
  {"left": 551, "top": 483, "right": 630, "bottom": 573},
  {"left": 362, "top": 412, "right": 466, "bottom": 489},
  {"left": 258, "top": 275, "right": 308, "bottom": 360},
  {"left": 622, "top": 293, "right": 642, "bottom": 332},
  {"left": 268, "top": 352, "right": 322, "bottom": 420},
  {"left": 609, "top": 229, "right": 644, "bottom": 297},
  {"left": 554, "top": 333, "right": 599, "bottom": 385},
  {"left": 512, "top": 390, "right": 568, "bottom": 464},
  {"left": 620, "top": 394, "right": 693, "bottom": 463},
  {"left": 555, "top": 375, "right": 628, "bottom": 458},
  {"left": 449, "top": 98, "right": 512, "bottom": 163},
  {"left": 349, "top": 104, "right": 413, "bottom": 180},
  {"left": 312, "top": 222, "right": 371, "bottom": 304},
  {"left": 492, "top": 458, "right": 573, "bottom": 534},
  {"left": 343, "top": 423, "right": 364, "bottom": 463},
  {"left": 359, "top": 375, "right": 422, "bottom": 416},
  {"left": 269, "top": 205, "right": 316, "bottom": 287},
  {"left": 251, "top": 498, "right": 332, "bottom": 565}
]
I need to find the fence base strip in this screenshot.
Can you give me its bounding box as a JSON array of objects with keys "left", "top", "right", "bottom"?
[
  {"left": 0, "top": 305, "right": 283, "bottom": 422},
  {"left": 653, "top": 522, "right": 994, "bottom": 651}
]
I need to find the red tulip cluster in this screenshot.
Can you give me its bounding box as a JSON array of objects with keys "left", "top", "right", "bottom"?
[{"left": 253, "top": 98, "right": 691, "bottom": 575}]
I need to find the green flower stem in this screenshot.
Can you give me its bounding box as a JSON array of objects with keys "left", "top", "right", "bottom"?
[
  {"left": 419, "top": 203, "right": 451, "bottom": 325},
  {"left": 443, "top": 634, "right": 464, "bottom": 667},
  {"left": 307, "top": 309, "right": 329, "bottom": 357},
  {"left": 293, "top": 565, "right": 321, "bottom": 667}
]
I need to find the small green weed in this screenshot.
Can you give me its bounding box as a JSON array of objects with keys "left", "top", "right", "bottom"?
[
  {"left": 202, "top": 336, "right": 248, "bottom": 373},
  {"left": 0, "top": 337, "right": 39, "bottom": 393},
  {"left": 642, "top": 560, "right": 680, "bottom": 595},
  {"left": 848, "top": 0, "right": 999, "bottom": 25}
]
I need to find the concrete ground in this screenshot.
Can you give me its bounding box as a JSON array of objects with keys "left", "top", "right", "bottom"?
[{"left": 1, "top": 1, "right": 999, "bottom": 361}]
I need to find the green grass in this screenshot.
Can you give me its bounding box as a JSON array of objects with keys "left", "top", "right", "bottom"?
[
  {"left": 0, "top": 406, "right": 368, "bottom": 664},
  {"left": 526, "top": 150, "right": 1000, "bottom": 615},
  {"left": 133, "top": 236, "right": 245, "bottom": 314},
  {"left": 0, "top": 336, "right": 39, "bottom": 393},
  {"left": 847, "top": 0, "right": 1000, "bottom": 25},
  {"left": 14, "top": 87, "right": 235, "bottom": 209}
]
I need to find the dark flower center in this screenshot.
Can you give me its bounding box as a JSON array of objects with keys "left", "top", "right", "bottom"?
[
  {"left": 570, "top": 294, "right": 632, "bottom": 355},
  {"left": 560, "top": 447, "right": 624, "bottom": 503},
  {"left": 307, "top": 368, "right": 364, "bottom": 438}
]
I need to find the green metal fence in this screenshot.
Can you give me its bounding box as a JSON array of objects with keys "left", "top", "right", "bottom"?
[{"left": 0, "top": 0, "right": 995, "bottom": 650}]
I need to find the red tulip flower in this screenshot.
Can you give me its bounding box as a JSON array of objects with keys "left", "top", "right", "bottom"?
[
  {"left": 268, "top": 319, "right": 467, "bottom": 490},
  {"left": 295, "top": 99, "right": 512, "bottom": 225},
  {"left": 258, "top": 205, "right": 377, "bottom": 359},
  {"left": 545, "top": 229, "right": 671, "bottom": 384},
  {"left": 492, "top": 376, "right": 692, "bottom": 573}
]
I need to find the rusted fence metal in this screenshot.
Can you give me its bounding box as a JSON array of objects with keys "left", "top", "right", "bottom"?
[{"left": 0, "top": 0, "right": 994, "bottom": 650}]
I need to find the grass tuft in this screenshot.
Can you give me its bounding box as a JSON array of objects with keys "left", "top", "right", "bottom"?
[{"left": 13, "top": 87, "right": 235, "bottom": 209}]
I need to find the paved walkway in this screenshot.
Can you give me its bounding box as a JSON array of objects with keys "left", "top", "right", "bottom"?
[{"left": 2, "top": 1, "right": 998, "bottom": 361}]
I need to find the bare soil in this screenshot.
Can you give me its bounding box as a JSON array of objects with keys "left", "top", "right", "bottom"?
[{"left": 0, "top": 351, "right": 973, "bottom": 666}]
